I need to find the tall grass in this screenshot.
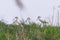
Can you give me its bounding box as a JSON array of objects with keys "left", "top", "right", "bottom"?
[{"left": 0, "top": 21, "right": 60, "bottom": 40}]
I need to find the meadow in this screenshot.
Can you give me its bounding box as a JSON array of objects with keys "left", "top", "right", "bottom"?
[{"left": 0, "top": 21, "right": 60, "bottom": 40}]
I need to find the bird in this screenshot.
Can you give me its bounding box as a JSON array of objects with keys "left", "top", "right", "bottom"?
[
  {"left": 37, "top": 16, "right": 48, "bottom": 26},
  {"left": 13, "top": 17, "right": 20, "bottom": 25},
  {"left": 25, "top": 17, "right": 32, "bottom": 24}
]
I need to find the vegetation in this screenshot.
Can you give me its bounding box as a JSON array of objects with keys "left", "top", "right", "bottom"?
[{"left": 0, "top": 22, "right": 60, "bottom": 40}]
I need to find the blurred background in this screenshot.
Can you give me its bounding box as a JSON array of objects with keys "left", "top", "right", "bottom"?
[{"left": 0, "top": 0, "right": 60, "bottom": 25}]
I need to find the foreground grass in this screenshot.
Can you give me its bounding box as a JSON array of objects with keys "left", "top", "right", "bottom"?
[{"left": 0, "top": 22, "right": 60, "bottom": 40}]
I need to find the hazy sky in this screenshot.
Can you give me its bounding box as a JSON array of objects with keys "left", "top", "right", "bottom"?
[{"left": 0, "top": 0, "right": 60, "bottom": 24}]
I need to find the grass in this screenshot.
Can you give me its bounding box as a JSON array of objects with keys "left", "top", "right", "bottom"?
[{"left": 0, "top": 22, "right": 60, "bottom": 40}]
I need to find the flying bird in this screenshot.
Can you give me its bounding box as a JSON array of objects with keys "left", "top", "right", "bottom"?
[{"left": 16, "top": 0, "right": 24, "bottom": 10}]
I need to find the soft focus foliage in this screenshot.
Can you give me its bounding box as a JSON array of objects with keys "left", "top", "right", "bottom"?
[{"left": 0, "top": 22, "right": 60, "bottom": 40}]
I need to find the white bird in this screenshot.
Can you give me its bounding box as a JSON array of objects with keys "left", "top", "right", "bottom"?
[
  {"left": 13, "top": 17, "right": 20, "bottom": 25},
  {"left": 25, "top": 17, "right": 32, "bottom": 24},
  {"left": 37, "top": 16, "right": 48, "bottom": 26}
]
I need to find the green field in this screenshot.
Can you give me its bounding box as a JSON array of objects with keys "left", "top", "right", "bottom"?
[{"left": 0, "top": 22, "right": 60, "bottom": 40}]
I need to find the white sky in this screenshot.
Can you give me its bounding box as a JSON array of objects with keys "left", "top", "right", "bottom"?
[{"left": 0, "top": 0, "right": 60, "bottom": 24}]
